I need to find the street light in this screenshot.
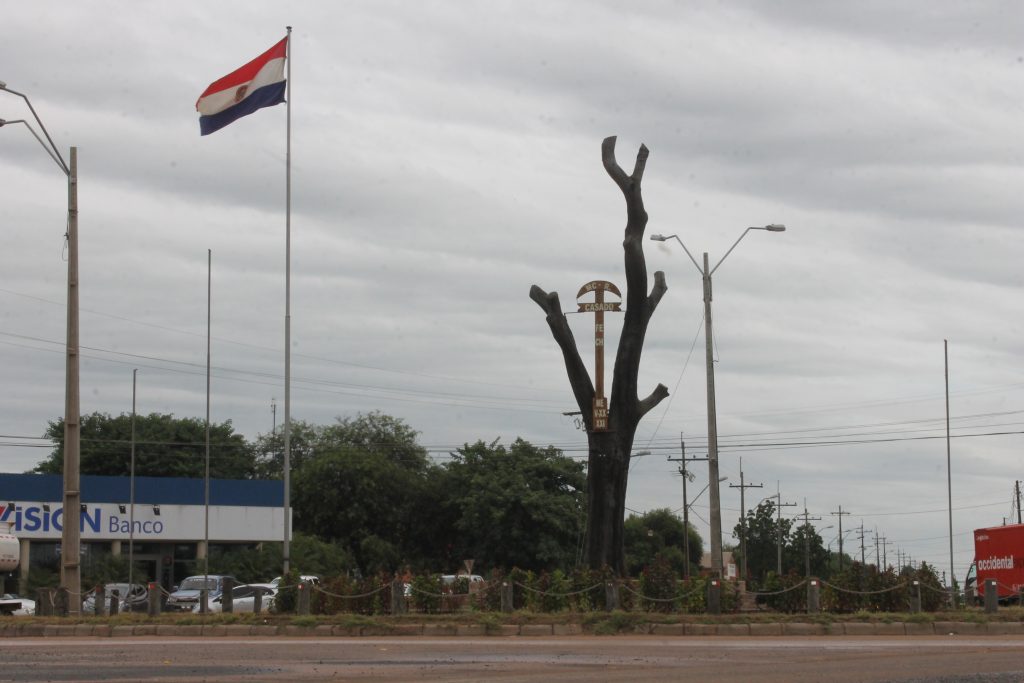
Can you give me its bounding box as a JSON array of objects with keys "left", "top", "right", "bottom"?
[
  {"left": 1, "top": 82, "right": 81, "bottom": 614},
  {"left": 650, "top": 224, "right": 785, "bottom": 577}
]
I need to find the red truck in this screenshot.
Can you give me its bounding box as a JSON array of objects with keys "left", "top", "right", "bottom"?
[{"left": 968, "top": 523, "right": 1024, "bottom": 604}]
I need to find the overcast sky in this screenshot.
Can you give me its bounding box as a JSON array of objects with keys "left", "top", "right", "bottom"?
[{"left": 2, "top": 1, "right": 1022, "bottom": 582}]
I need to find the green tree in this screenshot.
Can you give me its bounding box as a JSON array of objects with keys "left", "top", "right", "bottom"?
[
  {"left": 254, "top": 412, "right": 429, "bottom": 478},
  {"left": 624, "top": 508, "right": 702, "bottom": 577},
  {"left": 207, "top": 533, "right": 355, "bottom": 582},
  {"left": 36, "top": 412, "right": 254, "bottom": 479},
  {"left": 437, "top": 438, "right": 586, "bottom": 572},
  {"left": 732, "top": 500, "right": 792, "bottom": 584},
  {"left": 787, "top": 523, "right": 829, "bottom": 578},
  {"left": 289, "top": 413, "right": 433, "bottom": 574}
]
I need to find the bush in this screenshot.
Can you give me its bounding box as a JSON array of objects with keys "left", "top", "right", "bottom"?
[{"left": 638, "top": 556, "right": 678, "bottom": 612}]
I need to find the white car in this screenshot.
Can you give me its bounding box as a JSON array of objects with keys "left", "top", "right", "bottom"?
[
  {"left": 192, "top": 584, "right": 276, "bottom": 613},
  {"left": 0, "top": 593, "right": 35, "bottom": 616},
  {"left": 268, "top": 575, "right": 320, "bottom": 588},
  {"left": 82, "top": 583, "right": 148, "bottom": 614},
  {"left": 442, "top": 574, "right": 484, "bottom": 588}
]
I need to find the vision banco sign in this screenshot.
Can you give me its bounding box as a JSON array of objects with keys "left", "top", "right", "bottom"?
[{"left": 0, "top": 502, "right": 287, "bottom": 542}]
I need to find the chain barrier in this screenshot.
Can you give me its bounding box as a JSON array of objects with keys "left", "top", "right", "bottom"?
[
  {"left": 311, "top": 583, "right": 388, "bottom": 600},
  {"left": 745, "top": 580, "right": 809, "bottom": 597},
  {"left": 512, "top": 581, "right": 603, "bottom": 598},
  {"left": 820, "top": 580, "right": 908, "bottom": 596},
  {"left": 618, "top": 583, "right": 685, "bottom": 604}
]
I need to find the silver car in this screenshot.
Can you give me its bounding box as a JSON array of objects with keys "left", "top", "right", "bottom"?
[
  {"left": 165, "top": 575, "right": 237, "bottom": 612},
  {"left": 192, "top": 583, "right": 276, "bottom": 613},
  {"left": 82, "top": 583, "right": 148, "bottom": 614}
]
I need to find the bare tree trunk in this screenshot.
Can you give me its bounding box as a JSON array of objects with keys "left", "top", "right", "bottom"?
[{"left": 530, "top": 136, "right": 669, "bottom": 574}]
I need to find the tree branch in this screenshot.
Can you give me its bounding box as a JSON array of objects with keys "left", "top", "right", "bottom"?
[
  {"left": 529, "top": 285, "right": 594, "bottom": 418},
  {"left": 647, "top": 270, "right": 667, "bottom": 314},
  {"left": 637, "top": 384, "right": 670, "bottom": 419}
]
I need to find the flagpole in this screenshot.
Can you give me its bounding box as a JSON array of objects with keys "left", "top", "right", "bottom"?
[
  {"left": 282, "top": 25, "right": 293, "bottom": 578},
  {"left": 205, "top": 249, "right": 211, "bottom": 591}
]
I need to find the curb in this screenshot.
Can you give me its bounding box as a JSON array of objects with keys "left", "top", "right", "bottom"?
[{"left": 0, "top": 621, "right": 1018, "bottom": 638}]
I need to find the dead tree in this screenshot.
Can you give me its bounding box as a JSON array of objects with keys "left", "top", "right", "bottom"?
[{"left": 530, "top": 136, "right": 669, "bottom": 574}]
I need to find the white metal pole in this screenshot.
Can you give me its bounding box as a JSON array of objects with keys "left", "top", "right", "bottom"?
[
  {"left": 945, "top": 339, "right": 956, "bottom": 606},
  {"left": 205, "top": 248, "right": 211, "bottom": 586},
  {"left": 129, "top": 369, "right": 136, "bottom": 589},
  {"left": 283, "top": 25, "right": 293, "bottom": 577}
]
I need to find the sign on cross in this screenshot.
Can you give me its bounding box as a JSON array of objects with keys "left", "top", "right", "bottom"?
[{"left": 576, "top": 280, "right": 622, "bottom": 431}]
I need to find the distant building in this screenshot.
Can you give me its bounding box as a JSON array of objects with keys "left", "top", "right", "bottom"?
[
  {"left": 0, "top": 473, "right": 287, "bottom": 594},
  {"left": 700, "top": 551, "right": 738, "bottom": 580}
]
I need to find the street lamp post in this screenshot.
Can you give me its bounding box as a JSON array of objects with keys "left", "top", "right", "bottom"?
[
  {"left": 650, "top": 224, "right": 785, "bottom": 577},
  {"left": 0, "top": 83, "right": 81, "bottom": 614}
]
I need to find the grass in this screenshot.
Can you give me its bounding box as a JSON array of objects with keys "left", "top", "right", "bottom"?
[{"left": 10, "top": 605, "right": 1022, "bottom": 629}]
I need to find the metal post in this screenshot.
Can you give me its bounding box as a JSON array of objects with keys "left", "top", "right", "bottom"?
[
  {"left": 945, "top": 340, "right": 957, "bottom": 607},
  {"left": 703, "top": 253, "right": 723, "bottom": 577},
  {"left": 282, "top": 24, "right": 293, "bottom": 577},
  {"left": 204, "top": 250, "right": 211, "bottom": 585},
  {"left": 129, "top": 369, "right": 136, "bottom": 590}
]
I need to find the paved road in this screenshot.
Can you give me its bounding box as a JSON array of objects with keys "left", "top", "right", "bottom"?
[{"left": 2, "top": 636, "right": 1023, "bottom": 682}]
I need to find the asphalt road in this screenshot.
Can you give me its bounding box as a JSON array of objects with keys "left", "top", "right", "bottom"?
[{"left": 1, "top": 636, "right": 1023, "bottom": 682}]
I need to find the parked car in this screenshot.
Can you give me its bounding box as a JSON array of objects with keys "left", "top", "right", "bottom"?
[
  {"left": 165, "top": 575, "right": 237, "bottom": 612},
  {"left": 0, "top": 593, "right": 34, "bottom": 616},
  {"left": 442, "top": 574, "right": 484, "bottom": 589},
  {"left": 192, "top": 583, "right": 276, "bottom": 614},
  {"left": 82, "top": 583, "right": 148, "bottom": 614},
  {"left": 268, "top": 575, "right": 321, "bottom": 588}
]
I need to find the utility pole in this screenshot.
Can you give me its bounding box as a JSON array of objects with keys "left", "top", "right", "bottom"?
[
  {"left": 830, "top": 505, "right": 852, "bottom": 572},
  {"left": 799, "top": 502, "right": 822, "bottom": 578},
  {"left": 767, "top": 483, "right": 797, "bottom": 575},
  {"left": 271, "top": 397, "right": 277, "bottom": 436},
  {"left": 857, "top": 523, "right": 870, "bottom": 591},
  {"left": 880, "top": 536, "right": 893, "bottom": 571},
  {"left": 874, "top": 527, "right": 881, "bottom": 570},
  {"left": 729, "top": 458, "right": 762, "bottom": 581},
  {"left": 1016, "top": 480, "right": 1022, "bottom": 525},
  {"left": 667, "top": 436, "right": 707, "bottom": 580}
]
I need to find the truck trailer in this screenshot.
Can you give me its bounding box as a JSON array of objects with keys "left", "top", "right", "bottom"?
[{"left": 970, "top": 523, "right": 1024, "bottom": 604}]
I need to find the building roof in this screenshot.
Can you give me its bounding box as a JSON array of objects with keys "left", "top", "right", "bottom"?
[{"left": 0, "top": 473, "right": 282, "bottom": 507}]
